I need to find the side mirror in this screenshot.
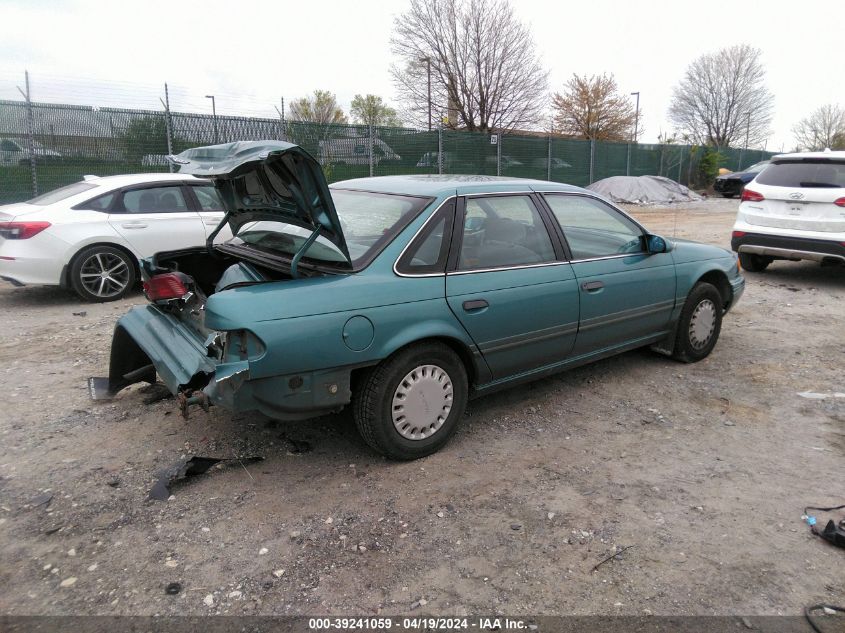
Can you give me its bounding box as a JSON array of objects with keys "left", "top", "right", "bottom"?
[{"left": 646, "top": 234, "right": 673, "bottom": 253}]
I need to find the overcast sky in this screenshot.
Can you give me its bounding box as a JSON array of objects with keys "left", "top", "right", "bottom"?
[{"left": 1, "top": 0, "right": 842, "bottom": 150}]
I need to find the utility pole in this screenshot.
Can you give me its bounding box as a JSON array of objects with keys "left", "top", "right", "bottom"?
[
  {"left": 630, "top": 91, "right": 640, "bottom": 143},
  {"left": 419, "top": 56, "right": 432, "bottom": 131},
  {"left": 160, "top": 82, "right": 174, "bottom": 172},
  {"left": 205, "top": 94, "right": 218, "bottom": 143},
  {"left": 17, "top": 70, "right": 37, "bottom": 197},
  {"left": 274, "top": 97, "right": 286, "bottom": 141}
]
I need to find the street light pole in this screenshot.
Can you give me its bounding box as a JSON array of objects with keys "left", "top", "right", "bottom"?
[
  {"left": 205, "top": 95, "right": 218, "bottom": 143},
  {"left": 419, "top": 56, "right": 432, "bottom": 131},
  {"left": 630, "top": 91, "right": 640, "bottom": 143}
]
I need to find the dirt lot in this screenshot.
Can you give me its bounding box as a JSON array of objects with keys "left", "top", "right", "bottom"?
[{"left": 0, "top": 197, "right": 843, "bottom": 617}]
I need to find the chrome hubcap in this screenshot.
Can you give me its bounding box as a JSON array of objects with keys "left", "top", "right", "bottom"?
[
  {"left": 689, "top": 299, "right": 716, "bottom": 350},
  {"left": 79, "top": 252, "right": 130, "bottom": 298},
  {"left": 392, "top": 364, "right": 453, "bottom": 441}
]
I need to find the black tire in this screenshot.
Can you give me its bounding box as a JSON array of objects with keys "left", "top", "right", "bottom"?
[
  {"left": 672, "top": 282, "right": 724, "bottom": 363},
  {"left": 721, "top": 193, "right": 735, "bottom": 198},
  {"left": 70, "top": 245, "right": 136, "bottom": 302},
  {"left": 353, "top": 342, "right": 468, "bottom": 460},
  {"left": 738, "top": 252, "right": 771, "bottom": 272}
]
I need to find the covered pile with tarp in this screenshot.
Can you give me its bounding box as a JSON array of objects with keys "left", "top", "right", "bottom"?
[{"left": 587, "top": 175, "right": 703, "bottom": 205}]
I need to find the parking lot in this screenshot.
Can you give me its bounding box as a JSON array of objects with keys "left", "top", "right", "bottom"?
[{"left": 0, "top": 197, "right": 842, "bottom": 616}]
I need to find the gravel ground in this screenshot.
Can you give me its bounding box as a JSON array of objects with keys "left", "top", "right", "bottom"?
[{"left": 0, "top": 197, "right": 843, "bottom": 616}]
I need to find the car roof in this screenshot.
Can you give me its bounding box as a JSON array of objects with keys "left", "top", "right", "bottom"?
[
  {"left": 82, "top": 173, "right": 209, "bottom": 188},
  {"left": 330, "top": 174, "right": 587, "bottom": 197},
  {"left": 772, "top": 150, "right": 845, "bottom": 162}
]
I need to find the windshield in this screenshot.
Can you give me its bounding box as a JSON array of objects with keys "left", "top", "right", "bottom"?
[
  {"left": 227, "top": 189, "right": 431, "bottom": 269},
  {"left": 756, "top": 160, "right": 845, "bottom": 188},
  {"left": 27, "top": 181, "right": 97, "bottom": 205},
  {"left": 747, "top": 161, "right": 768, "bottom": 173}
]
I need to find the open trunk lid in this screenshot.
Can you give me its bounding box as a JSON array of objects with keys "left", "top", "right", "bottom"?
[{"left": 169, "top": 140, "right": 350, "bottom": 262}]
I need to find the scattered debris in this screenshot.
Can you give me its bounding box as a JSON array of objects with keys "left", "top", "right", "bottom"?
[
  {"left": 72, "top": 311, "right": 87, "bottom": 317},
  {"left": 203, "top": 594, "right": 214, "bottom": 607},
  {"left": 165, "top": 582, "right": 181, "bottom": 595},
  {"left": 27, "top": 493, "right": 53, "bottom": 509},
  {"left": 591, "top": 545, "right": 636, "bottom": 572},
  {"left": 59, "top": 577, "right": 77, "bottom": 587},
  {"left": 272, "top": 569, "right": 285, "bottom": 578},
  {"left": 148, "top": 455, "right": 264, "bottom": 501},
  {"left": 510, "top": 523, "right": 522, "bottom": 531},
  {"left": 258, "top": 547, "right": 269, "bottom": 556},
  {"left": 804, "top": 503, "right": 845, "bottom": 549},
  {"left": 797, "top": 392, "right": 845, "bottom": 400}
]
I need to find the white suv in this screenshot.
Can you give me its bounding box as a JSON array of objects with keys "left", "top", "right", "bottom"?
[{"left": 731, "top": 150, "right": 845, "bottom": 271}]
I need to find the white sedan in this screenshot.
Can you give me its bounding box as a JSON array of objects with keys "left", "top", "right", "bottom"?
[{"left": 0, "top": 174, "right": 230, "bottom": 301}]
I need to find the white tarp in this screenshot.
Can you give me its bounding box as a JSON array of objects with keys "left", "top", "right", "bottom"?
[{"left": 586, "top": 175, "right": 703, "bottom": 205}]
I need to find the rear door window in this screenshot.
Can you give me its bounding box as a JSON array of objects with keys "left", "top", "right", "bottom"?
[
  {"left": 192, "top": 185, "right": 225, "bottom": 211},
  {"left": 120, "top": 186, "right": 189, "bottom": 213},
  {"left": 756, "top": 161, "right": 845, "bottom": 188}
]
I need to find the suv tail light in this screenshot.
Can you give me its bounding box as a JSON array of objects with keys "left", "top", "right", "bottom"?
[
  {"left": 741, "top": 189, "right": 764, "bottom": 202},
  {"left": 0, "top": 221, "right": 51, "bottom": 239},
  {"left": 143, "top": 272, "right": 189, "bottom": 302},
  {"left": 834, "top": 197, "right": 845, "bottom": 207},
  {"left": 732, "top": 230, "right": 746, "bottom": 238}
]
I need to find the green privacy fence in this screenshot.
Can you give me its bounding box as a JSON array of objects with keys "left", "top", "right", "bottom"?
[{"left": 0, "top": 98, "right": 777, "bottom": 204}]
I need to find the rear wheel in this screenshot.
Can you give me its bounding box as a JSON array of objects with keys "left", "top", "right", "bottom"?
[
  {"left": 721, "top": 193, "right": 735, "bottom": 198},
  {"left": 672, "top": 282, "right": 723, "bottom": 363},
  {"left": 353, "top": 342, "right": 468, "bottom": 460},
  {"left": 738, "top": 252, "right": 772, "bottom": 272},
  {"left": 70, "top": 245, "right": 136, "bottom": 302}
]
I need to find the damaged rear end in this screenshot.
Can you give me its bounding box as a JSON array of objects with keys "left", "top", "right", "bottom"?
[
  {"left": 90, "top": 248, "right": 261, "bottom": 414},
  {"left": 90, "top": 140, "right": 352, "bottom": 419}
]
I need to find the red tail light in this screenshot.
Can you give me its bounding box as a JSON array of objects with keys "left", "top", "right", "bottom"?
[
  {"left": 834, "top": 197, "right": 845, "bottom": 207},
  {"left": 143, "top": 273, "right": 189, "bottom": 302},
  {"left": 741, "top": 189, "right": 764, "bottom": 202},
  {"left": 0, "top": 221, "right": 51, "bottom": 239},
  {"left": 732, "top": 231, "right": 746, "bottom": 238}
]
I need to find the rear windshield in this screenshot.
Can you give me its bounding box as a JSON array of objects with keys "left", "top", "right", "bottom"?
[
  {"left": 229, "top": 189, "right": 431, "bottom": 270},
  {"left": 27, "top": 182, "right": 97, "bottom": 205},
  {"left": 756, "top": 160, "right": 845, "bottom": 188}
]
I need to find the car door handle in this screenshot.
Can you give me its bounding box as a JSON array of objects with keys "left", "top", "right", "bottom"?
[
  {"left": 121, "top": 221, "right": 148, "bottom": 229},
  {"left": 462, "top": 299, "right": 489, "bottom": 311},
  {"left": 580, "top": 281, "right": 604, "bottom": 292}
]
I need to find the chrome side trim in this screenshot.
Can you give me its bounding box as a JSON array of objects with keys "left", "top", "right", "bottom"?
[
  {"left": 393, "top": 196, "right": 456, "bottom": 278},
  {"left": 569, "top": 252, "right": 648, "bottom": 264},
  {"left": 738, "top": 244, "right": 845, "bottom": 263},
  {"left": 447, "top": 260, "right": 569, "bottom": 276}
]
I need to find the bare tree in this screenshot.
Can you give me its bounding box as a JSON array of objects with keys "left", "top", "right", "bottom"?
[
  {"left": 668, "top": 44, "right": 773, "bottom": 148},
  {"left": 551, "top": 74, "right": 637, "bottom": 141},
  {"left": 390, "top": 0, "right": 548, "bottom": 132},
  {"left": 350, "top": 95, "right": 402, "bottom": 127},
  {"left": 288, "top": 90, "right": 348, "bottom": 125},
  {"left": 793, "top": 104, "right": 845, "bottom": 151}
]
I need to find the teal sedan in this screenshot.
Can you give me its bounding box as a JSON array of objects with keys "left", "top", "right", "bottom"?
[{"left": 92, "top": 141, "right": 745, "bottom": 460}]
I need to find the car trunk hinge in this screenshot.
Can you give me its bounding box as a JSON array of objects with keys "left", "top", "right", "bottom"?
[
  {"left": 206, "top": 210, "right": 233, "bottom": 255},
  {"left": 290, "top": 223, "right": 322, "bottom": 279}
]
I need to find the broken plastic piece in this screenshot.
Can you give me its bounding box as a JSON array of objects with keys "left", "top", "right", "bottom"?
[
  {"left": 149, "top": 456, "right": 222, "bottom": 501},
  {"left": 148, "top": 455, "right": 264, "bottom": 501}
]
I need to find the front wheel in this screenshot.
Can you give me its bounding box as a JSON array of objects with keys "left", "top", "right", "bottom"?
[
  {"left": 353, "top": 342, "right": 468, "bottom": 460},
  {"left": 70, "top": 245, "right": 136, "bottom": 302},
  {"left": 672, "top": 282, "right": 723, "bottom": 363}
]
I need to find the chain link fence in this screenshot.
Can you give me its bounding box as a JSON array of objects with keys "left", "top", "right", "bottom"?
[{"left": 0, "top": 87, "right": 777, "bottom": 204}]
